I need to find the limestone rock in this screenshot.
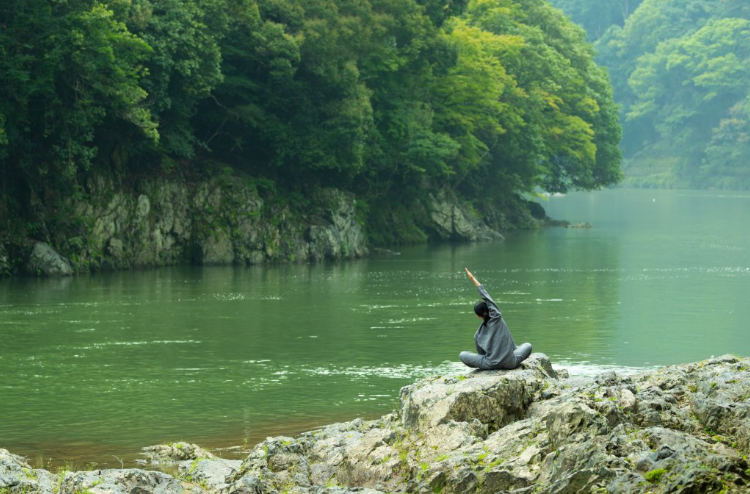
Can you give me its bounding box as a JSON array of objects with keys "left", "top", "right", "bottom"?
[
  {"left": 60, "top": 469, "right": 186, "bottom": 494},
  {"left": 178, "top": 458, "right": 242, "bottom": 490},
  {"left": 8, "top": 172, "right": 373, "bottom": 275},
  {"left": 400, "top": 353, "right": 557, "bottom": 432},
  {"left": 428, "top": 190, "right": 503, "bottom": 242},
  {"left": 24, "top": 241, "right": 74, "bottom": 276},
  {"left": 0, "top": 243, "right": 10, "bottom": 276},
  {"left": 141, "top": 442, "right": 216, "bottom": 463},
  {"left": 6, "top": 354, "right": 750, "bottom": 494},
  {"left": 0, "top": 449, "right": 74, "bottom": 493}
]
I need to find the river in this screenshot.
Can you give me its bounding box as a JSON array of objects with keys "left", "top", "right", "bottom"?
[{"left": 1, "top": 188, "right": 748, "bottom": 467}]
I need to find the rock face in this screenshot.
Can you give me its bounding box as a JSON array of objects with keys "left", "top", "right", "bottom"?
[
  {"left": 3, "top": 354, "right": 750, "bottom": 493},
  {"left": 0, "top": 243, "right": 10, "bottom": 275},
  {"left": 141, "top": 442, "right": 217, "bottom": 463},
  {"left": 24, "top": 241, "right": 74, "bottom": 276},
  {"left": 428, "top": 190, "right": 503, "bottom": 241},
  {"left": 30, "top": 175, "right": 370, "bottom": 273},
  {"left": 61, "top": 469, "right": 188, "bottom": 494},
  {"left": 1, "top": 174, "right": 520, "bottom": 277}
]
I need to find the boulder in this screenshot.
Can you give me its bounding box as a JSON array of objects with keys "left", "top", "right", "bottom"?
[
  {"left": 400, "top": 353, "right": 558, "bottom": 432},
  {"left": 141, "top": 442, "right": 216, "bottom": 463},
  {"left": 428, "top": 190, "right": 503, "bottom": 242},
  {"left": 0, "top": 449, "right": 68, "bottom": 494},
  {"left": 60, "top": 469, "right": 187, "bottom": 494},
  {"left": 0, "top": 243, "right": 10, "bottom": 275},
  {"left": 24, "top": 241, "right": 74, "bottom": 276},
  {"left": 178, "top": 458, "right": 241, "bottom": 491}
]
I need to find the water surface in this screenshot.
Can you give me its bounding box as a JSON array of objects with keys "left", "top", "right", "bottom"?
[{"left": 1, "top": 188, "right": 748, "bottom": 466}]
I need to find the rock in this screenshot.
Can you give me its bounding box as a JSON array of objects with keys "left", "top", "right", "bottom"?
[
  {"left": 620, "top": 388, "right": 638, "bottom": 413},
  {"left": 201, "top": 228, "right": 235, "bottom": 265},
  {"left": 428, "top": 190, "right": 503, "bottom": 242},
  {"left": 107, "top": 238, "right": 124, "bottom": 259},
  {"left": 141, "top": 442, "right": 216, "bottom": 463},
  {"left": 24, "top": 241, "right": 74, "bottom": 276},
  {"left": 61, "top": 469, "right": 187, "bottom": 494},
  {"left": 0, "top": 449, "right": 30, "bottom": 489},
  {"left": 689, "top": 356, "right": 750, "bottom": 452},
  {"left": 371, "top": 248, "right": 400, "bottom": 256},
  {"left": 310, "top": 489, "right": 387, "bottom": 494},
  {"left": 5, "top": 354, "right": 750, "bottom": 494},
  {"left": 307, "top": 188, "right": 368, "bottom": 261},
  {"left": 6, "top": 171, "right": 374, "bottom": 275},
  {"left": 0, "top": 243, "right": 10, "bottom": 276},
  {"left": 0, "top": 449, "right": 66, "bottom": 494},
  {"left": 178, "top": 458, "right": 241, "bottom": 490},
  {"left": 308, "top": 225, "right": 341, "bottom": 261},
  {"left": 400, "top": 353, "right": 557, "bottom": 432},
  {"left": 545, "top": 400, "right": 608, "bottom": 449}
]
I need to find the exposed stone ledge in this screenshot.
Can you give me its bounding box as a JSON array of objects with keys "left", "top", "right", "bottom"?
[{"left": 3, "top": 354, "right": 748, "bottom": 493}]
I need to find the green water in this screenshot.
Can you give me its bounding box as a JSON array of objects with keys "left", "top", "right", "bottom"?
[{"left": 1, "top": 188, "right": 749, "bottom": 466}]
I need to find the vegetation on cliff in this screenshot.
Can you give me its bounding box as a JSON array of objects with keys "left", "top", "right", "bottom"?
[
  {"left": 0, "top": 0, "right": 621, "bottom": 263},
  {"left": 550, "top": 0, "right": 750, "bottom": 189}
]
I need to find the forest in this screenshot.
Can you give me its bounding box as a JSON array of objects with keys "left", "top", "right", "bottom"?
[
  {"left": 0, "top": 0, "right": 621, "bottom": 252},
  {"left": 550, "top": 0, "right": 750, "bottom": 189}
]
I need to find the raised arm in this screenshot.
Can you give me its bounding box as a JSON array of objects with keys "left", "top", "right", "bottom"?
[
  {"left": 465, "top": 268, "right": 481, "bottom": 287},
  {"left": 465, "top": 268, "right": 502, "bottom": 318}
]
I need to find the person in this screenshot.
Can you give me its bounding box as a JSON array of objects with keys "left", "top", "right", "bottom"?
[{"left": 460, "top": 268, "right": 532, "bottom": 370}]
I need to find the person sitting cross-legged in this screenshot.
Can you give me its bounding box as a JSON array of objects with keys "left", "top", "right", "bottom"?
[{"left": 460, "top": 268, "right": 532, "bottom": 370}]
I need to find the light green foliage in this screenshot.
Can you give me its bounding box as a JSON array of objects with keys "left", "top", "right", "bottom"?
[
  {"left": 555, "top": 0, "right": 750, "bottom": 189},
  {"left": 456, "top": 0, "right": 622, "bottom": 194},
  {"left": 644, "top": 467, "right": 668, "bottom": 483},
  {"left": 548, "top": 0, "right": 645, "bottom": 41}
]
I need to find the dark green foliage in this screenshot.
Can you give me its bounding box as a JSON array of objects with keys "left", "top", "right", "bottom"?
[
  {"left": 0, "top": 0, "right": 623, "bottom": 247},
  {"left": 0, "top": 0, "right": 155, "bottom": 186}
]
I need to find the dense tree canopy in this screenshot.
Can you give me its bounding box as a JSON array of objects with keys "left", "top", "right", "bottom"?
[
  {"left": 551, "top": 0, "right": 750, "bottom": 189},
  {"left": 0, "top": 0, "right": 622, "bottom": 239},
  {"left": 548, "top": 0, "right": 644, "bottom": 41}
]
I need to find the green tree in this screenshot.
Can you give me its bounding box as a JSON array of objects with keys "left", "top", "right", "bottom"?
[
  {"left": 459, "top": 0, "right": 621, "bottom": 195},
  {"left": 118, "top": 0, "right": 232, "bottom": 159},
  {"left": 626, "top": 17, "right": 750, "bottom": 183},
  {"left": 548, "top": 0, "right": 644, "bottom": 41},
  {"left": 701, "top": 98, "right": 750, "bottom": 189},
  {"left": 0, "top": 0, "right": 155, "bottom": 210}
]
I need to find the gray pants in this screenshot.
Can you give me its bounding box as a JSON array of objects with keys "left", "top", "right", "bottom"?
[{"left": 459, "top": 342, "right": 533, "bottom": 370}]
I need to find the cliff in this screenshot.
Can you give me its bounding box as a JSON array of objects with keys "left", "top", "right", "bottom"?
[
  {"left": 0, "top": 171, "right": 518, "bottom": 277},
  {"left": 2, "top": 354, "right": 749, "bottom": 493},
  {"left": 2, "top": 174, "right": 371, "bottom": 276}
]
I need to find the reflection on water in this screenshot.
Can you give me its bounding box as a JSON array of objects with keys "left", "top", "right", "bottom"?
[{"left": 0, "top": 188, "right": 748, "bottom": 466}]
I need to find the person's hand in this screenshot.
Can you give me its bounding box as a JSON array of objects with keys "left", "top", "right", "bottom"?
[{"left": 465, "top": 268, "right": 480, "bottom": 286}]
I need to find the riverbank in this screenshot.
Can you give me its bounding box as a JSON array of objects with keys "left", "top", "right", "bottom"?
[
  {"left": 0, "top": 167, "right": 551, "bottom": 277},
  {"left": 2, "top": 353, "right": 749, "bottom": 493}
]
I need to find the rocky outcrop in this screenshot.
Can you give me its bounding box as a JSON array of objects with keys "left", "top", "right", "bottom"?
[
  {"left": 23, "top": 241, "right": 74, "bottom": 276},
  {"left": 61, "top": 469, "right": 188, "bottom": 494},
  {"left": 3, "top": 354, "right": 749, "bottom": 493},
  {"left": 12, "top": 175, "right": 369, "bottom": 275},
  {"left": 218, "top": 354, "right": 749, "bottom": 494},
  {"left": 1, "top": 173, "right": 528, "bottom": 277},
  {"left": 0, "top": 449, "right": 58, "bottom": 493},
  {"left": 0, "top": 243, "right": 10, "bottom": 276},
  {"left": 141, "top": 442, "right": 217, "bottom": 463},
  {"left": 428, "top": 190, "right": 503, "bottom": 241}
]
